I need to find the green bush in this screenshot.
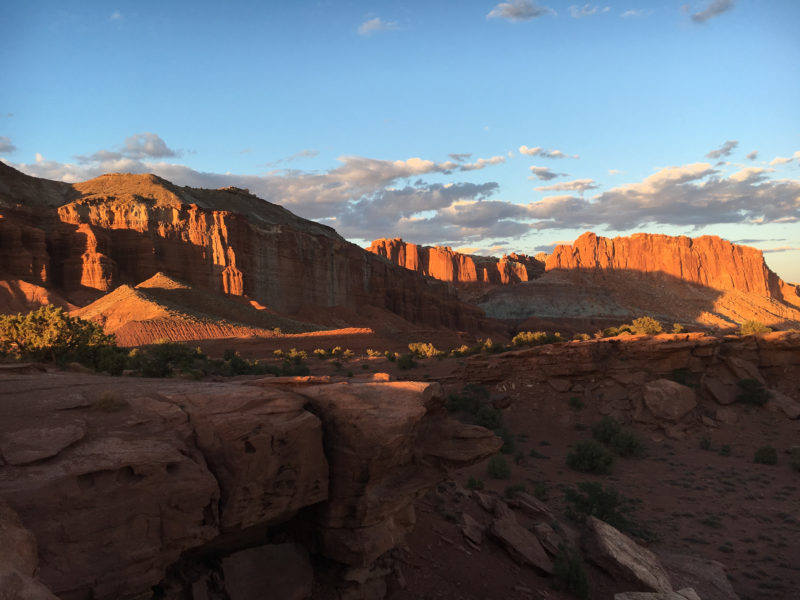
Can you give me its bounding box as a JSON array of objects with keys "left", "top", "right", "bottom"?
[
  {"left": 569, "top": 396, "right": 585, "bottom": 410},
  {"left": 504, "top": 483, "right": 527, "bottom": 498},
  {"left": 0, "top": 305, "right": 121, "bottom": 370},
  {"left": 739, "top": 320, "right": 772, "bottom": 336},
  {"left": 566, "top": 440, "right": 614, "bottom": 474},
  {"left": 700, "top": 436, "right": 712, "bottom": 451},
  {"left": 736, "top": 379, "right": 771, "bottom": 406},
  {"left": 481, "top": 338, "right": 506, "bottom": 354},
  {"left": 511, "top": 331, "right": 564, "bottom": 347},
  {"left": 408, "top": 342, "right": 444, "bottom": 358},
  {"left": 533, "top": 481, "right": 548, "bottom": 501},
  {"left": 630, "top": 316, "right": 663, "bottom": 335},
  {"left": 591, "top": 416, "right": 622, "bottom": 444},
  {"left": 610, "top": 431, "right": 644, "bottom": 458},
  {"left": 719, "top": 444, "right": 732, "bottom": 457},
  {"left": 552, "top": 544, "right": 589, "bottom": 600},
  {"left": 672, "top": 323, "right": 686, "bottom": 334},
  {"left": 366, "top": 348, "right": 382, "bottom": 357},
  {"left": 449, "top": 343, "right": 482, "bottom": 357},
  {"left": 790, "top": 448, "right": 800, "bottom": 473},
  {"left": 487, "top": 455, "right": 511, "bottom": 479},
  {"left": 475, "top": 405, "right": 502, "bottom": 430},
  {"left": 496, "top": 426, "right": 516, "bottom": 455},
  {"left": 466, "top": 476, "right": 485, "bottom": 490},
  {"left": 754, "top": 445, "right": 778, "bottom": 465},
  {"left": 565, "top": 481, "right": 636, "bottom": 532}
]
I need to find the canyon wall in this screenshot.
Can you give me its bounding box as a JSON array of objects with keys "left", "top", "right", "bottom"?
[
  {"left": 0, "top": 164, "right": 484, "bottom": 329},
  {"left": 546, "top": 232, "right": 800, "bottom": 307},
  {"left": 367, "top": 237, "right": 545, "bottom": 285}
]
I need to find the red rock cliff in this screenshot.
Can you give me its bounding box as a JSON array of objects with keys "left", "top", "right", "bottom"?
[
  {"left": 546, "top": 232, "right": 800, "bottom": 307},
  {"left": 367, "top": 238, "right": 544, "bottom": 285},
  {"left": 0, "top": 163, "right": 483, "bottom": 329}
]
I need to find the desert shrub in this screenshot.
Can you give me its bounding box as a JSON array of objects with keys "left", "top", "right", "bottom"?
[
  {"left": 719, "top": 444, "right": 731, "bottom": 457},
  {"left": 481, "top": 338, "right": 506, "bottom": 354},
  {"left": 0, "top": 306, "right": 121, "bottom": 369},
  {"left": 533, "top": 481, "right": 548, "bottom": 500},
  {"left": 313, "top": 348, "right": 327, "bottom": 359},
  {"left": 591, "top": 416, "right": 622, "bottom": 444},
  {"left": 552, "top": 544, "right": 589, "bottom": 600},
  {"left": 573, "top": 332, "right": 591, "bottom": 341},
  {"left": 446, "top": 384, "right": 489, "bottom": 414},
  {"left": 128, "top": 342, "right": 206, "bottom": 377},
  {"left": 505, "top": 483, "right": 527, "bottom": 498},
  {"left": 512, "top": 331, "right": 564, "bottom": 347},
  {"left": 396, "top": 353, "right": 417, "bottom": 370},
  {"left": 700, "top": 436, "right": 712, "bottom": 451},
  {"left": 366, "top": 348, "right": 382, "bottom": 357},
  {"left": 384, "top": 350, "right": 397, "bottom": 361},
  {"left": 449, "top": 343, "right": 482, "bottom": 357},
  {"left": 736, "top": 378, "right": 771, "bottom": 406},
  {"left": 609, "top": 431, "right": 644, "bottom": 458},
  {"left": 569, "top": 396, "right": 585, "bottom": 410},
  {"left": 273, "top": 348, "right": 308, "bottom": 363},
  {"left": 672, "top": 323, "right": 685, "bottom": 334},
  {"left": 630, "top": 316, "right": 663, "bottom": 335},
  {"left": 496, "top": 426, "right": 516, "bottom": 454},
  {"left": 330, "top": 346, "right": 343, "bottom": 357},
  {"left": 487, "top": 455, "right": 511, "bottom": 479},
  {"left": 475, "top": 404, "right": 502, "bottom": 429},
  {"left": 408, "top": 342, "right": 444, "bottom": 358},
  {"left": 754, "top": 445, "right": 778, "bottom": 465},
  {"left": 565, "top": 481, "right": 636, "bottom": 532},
  {"left": 566, "top": 440, "right": 614, "bottom": 474},
  {"left": 342, "top": 349, "right": 354, "bottom": 359},
  {"left": 601, "top": 325, "right": 633, "bottom": 338},
  {"left": 466, "top": 476, "right": 484, "bottom": 490},
  {"left": 790, "top": 448, "right": 800, "bottom": 473},
  {"left": 739, "top": 320, "right": 772, "bottom": 336}
]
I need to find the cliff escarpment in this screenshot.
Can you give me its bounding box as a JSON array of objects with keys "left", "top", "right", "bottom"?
[
  {"left": 0, "top": 163, "right": 483, "bottom": 330},
  {"left": 367, "top": 237, "right": 545, "bottom": 285}
]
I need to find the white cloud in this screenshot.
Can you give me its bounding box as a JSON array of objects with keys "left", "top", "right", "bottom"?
[
  {"left": 569, "top": 4, "right": 599, "bottom": 18},
  {"left": 762, "top": 246, "right": 800, "bottom": 254},
  {"left": 487, "top": 0, "right": 555, "bottom": 22},
  {"left": 621, "top": 9, "right": 651, "bottom": 18},
  {"left": 746, "top": 150, "right": 758, "bottom": 161},
  {"left": 535, "top": 178, "right": 598, "bottom": 193},
  {"left": 358, "top": 17, "right": 398, "bottom": 36},
  {"left": 769, "top": 155, "right": 794, "bottom": 166},
  {"left": 519, "top": 145, "right": 579, "bottom": 159},
  {"left": 459, "top": 155, "right": 506, "bottom": 171},
  {"left": 692, "top": 0, "right": 734, "bottom": 23}
]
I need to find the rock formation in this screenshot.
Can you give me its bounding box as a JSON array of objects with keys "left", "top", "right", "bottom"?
[
  {"left": 546, "top": 232, "right": 800, "bottom": 308},
  {"left": 0, "top": 163, "right": 483, "bottom": 330},
  {"left": 367, "top": 238, "right": 544, "bottom": 285},
  {"left": 0, "top": 371, "right": 500, "bottom": 599}
]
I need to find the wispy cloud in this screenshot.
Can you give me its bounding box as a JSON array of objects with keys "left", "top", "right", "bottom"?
[
  {"left": 569, "top": 4, "right": 605, "bottom": 18},
  {"left": 110, "top": 10, "right": 123, "bottom": 21},
  {"left": 449, "top": 153, "right": 472, "bottom": 162},
  {"left": 76, "top": 132, "right": 181, "bottom": 163},
  {"left": 762, "top": 246, "right": 800, "bottom": 253},
  {"left": 487, "top": 0, "right": 555, "bottom": 22},
  {"left": 0, "top": 136, "right": 17, "bottom": 154},
  {"left": 692, "top": 0, "right": 734, "bottom": 23},
  {"left": 264, "top": 149, "right": 319, "bottom": 167},
  {"left": 746, "top": 150, "right": 758, "bottom": 161},
  {"left": 529, "top": 166, "right": 566, "bottom": 181},
  {"left": 458, "top": 155, "right": 506, "bottom": 171},
  {"left": 706, "top": 139, "right": 738, "bottom": 159},
  {"left": 519, "top": 145, "right": 579, "bottom": 159},
  {"left": 769, "top": 154, "right": 797, "bottom": 166},
  {"left": 621, "top": 9, "right": 651, "bottom": 18},
  {"left": 358, "top": 17, "right": 399, "bottom": 36},
  {"left": 535, "top": 178, "right": 598, "bottom": 194}
]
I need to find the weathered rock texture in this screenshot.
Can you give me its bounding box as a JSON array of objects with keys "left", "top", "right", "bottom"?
[
  {"left": 0, "top": 371, "right": 499, "bottom": 600},
  {"left": 547, "top": 232, "right": 799, "bottom": 304},
  {"left": 367, "top": 238, "right": 544, "bottom": 285},
  {"left": 462, "top": 331, "right": 800, "bottom": 436},
  {"left": 0, "top": 163, "right": 483, "bottom": 330},
  {"left": 477, "top": 232, "right": 800, "bottom": 330}
]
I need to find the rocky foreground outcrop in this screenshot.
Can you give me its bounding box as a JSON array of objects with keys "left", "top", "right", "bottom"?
[
  {"left": 367, "top": 238, "right": 545, "bottom": 285},
  {"left": 0, "top": 372, "right": 500, "bottom": 599},
  {"left": 462, "top": 330, "right": 800, "bottom": 437},
  {"left": 0, "top": 163, "right": 483, "bottom": 330}
]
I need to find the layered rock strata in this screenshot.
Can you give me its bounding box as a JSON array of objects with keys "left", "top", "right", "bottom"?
[
  {"left": 0, "top": 163, "right": 483, "bottom": 330},
  {"left": 367, "top": 238, "right": 545, "bottom": 285},
  {"left": 0, "top": 372, "right": 499, "bottom": 599}
]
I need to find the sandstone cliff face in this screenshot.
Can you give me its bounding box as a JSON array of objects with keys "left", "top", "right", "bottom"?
[
  {"left": 367, "top": 238, "right": 544, "bottom": 285},
  {"left": 0, "top": 372, "right": 499, "bottom": 599},
  {"left": 546, "top": 232, "right": 799, "bottom": 307},
  {"left": 0, "top": 164, "right": 483, "bottom": 330}
]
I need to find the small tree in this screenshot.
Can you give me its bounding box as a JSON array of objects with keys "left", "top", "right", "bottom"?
[
  {"left": 739, "top": 320, "right": 772, "bottom": 336},
  {"left": 630, "top": 316, "right": 663, "bottom": 335}
]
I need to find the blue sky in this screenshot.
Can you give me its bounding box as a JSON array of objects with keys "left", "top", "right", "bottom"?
[{"left": 1, "top": 0, "right": 799, "bottom": 282}]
